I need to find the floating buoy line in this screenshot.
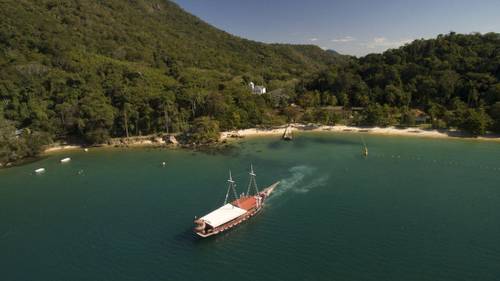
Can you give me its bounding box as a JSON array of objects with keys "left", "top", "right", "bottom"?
[{"left": 367, "top": 152, "right": 500, "bottom": 172}]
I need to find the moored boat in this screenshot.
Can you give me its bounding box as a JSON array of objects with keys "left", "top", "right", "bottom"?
[
  {"left": 60, "top": 157, "right": 71, "bottom": 163},
  {"left": 35, "top": 168, "right": 46, "bottom": 174},
  {"left": 194, "top": 165, "right": 279, "bottom": 238}
]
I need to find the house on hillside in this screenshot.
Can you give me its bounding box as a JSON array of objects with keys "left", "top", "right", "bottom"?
[{"left": 249, "top": 82, "right": 266, "bottom": 95}]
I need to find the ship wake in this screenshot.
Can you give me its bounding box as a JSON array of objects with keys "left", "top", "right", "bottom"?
[{"left": 272, "top": 165, "right": 329, "bottom": 198}]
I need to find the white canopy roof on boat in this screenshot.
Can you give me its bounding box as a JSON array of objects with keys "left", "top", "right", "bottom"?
[{"left": 200, "top": 203, "right": 247, "bottom": 228}]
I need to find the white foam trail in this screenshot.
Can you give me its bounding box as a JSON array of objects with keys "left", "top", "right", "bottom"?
[
  {"left": 295, "top": 175, "right": 330, "bottom": 194},
  {"left": 272, "top": 166, "right": 329, "bottom": 198}
]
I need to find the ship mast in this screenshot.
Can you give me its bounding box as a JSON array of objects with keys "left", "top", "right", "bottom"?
[
  {"left": 246, "top": 164, "right": 259, "bottom": 195},
  {"left": 224, "top": 170, "right": 239, "bottom": 205}
]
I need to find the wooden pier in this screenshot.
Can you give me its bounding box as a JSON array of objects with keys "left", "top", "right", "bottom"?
[{"left": 282, "top": 125, "right": 293, "bottom": 140}]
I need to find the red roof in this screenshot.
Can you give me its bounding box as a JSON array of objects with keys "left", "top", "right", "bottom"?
[{"left": 232, "top": 196, "right": 257, "bottom": 210}]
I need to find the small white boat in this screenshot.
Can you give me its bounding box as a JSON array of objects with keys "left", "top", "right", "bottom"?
[
  {"left": 84, "top": 148, "right": 89, "bottom": 152},
  {"left": 60, "top": 157, "right": 71, "bottom": 163},
  {"left": 35, "top": 168, "right": 46, "bottom": 174}
]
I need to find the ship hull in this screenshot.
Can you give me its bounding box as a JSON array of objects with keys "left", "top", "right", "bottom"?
[
  {"left": 194, "top": 182, "right": 279, "bottom": 238},
  {"left": 195, "top": 205, "right": 263, "bottom": 238}
]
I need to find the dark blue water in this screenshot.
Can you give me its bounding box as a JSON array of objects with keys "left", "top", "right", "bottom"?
[{"left": 1, "top": 133, "right": 500, "bottom": 281}]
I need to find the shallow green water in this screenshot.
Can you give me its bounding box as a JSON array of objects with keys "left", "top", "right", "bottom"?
[{"left": 1, "top": 133, "right": 500, "bottom": 281}]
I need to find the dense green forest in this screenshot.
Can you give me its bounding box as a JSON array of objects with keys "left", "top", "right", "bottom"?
[
  {"left": 298, "top": 32, "right": 500, "bottom": 135},
  {"left": 0, "top": 0, "right": 341, "bottom": 165},
  {"left": 1, "top": 0, "right": 499, "bottom": 166}
]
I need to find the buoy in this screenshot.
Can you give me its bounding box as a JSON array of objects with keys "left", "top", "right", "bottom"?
[
  {"left": 361, "top": 136, "right": 368, "bottom": 158},
  {"left": 162, "top": 162, "right": 166, "bottom": 167},
  {"left": 60, "top": 157, "right": 71, "bottom": 163},
  {"left": 35, "top": 168, "right": 45, "bottom": 174},
  {"left": 84, "top": 148, "right": 89, "bottom": 152}
]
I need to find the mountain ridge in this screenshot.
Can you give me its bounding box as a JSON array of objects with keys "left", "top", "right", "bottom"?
[
  {"left": 0, "top": 0, "right": 343, "bottom": 165},
  {"left": 0, "top": 0, "right": 341, "bottom": 78},
  {"left": 2, "top": 1, "right": 499, "bottom": 167}
]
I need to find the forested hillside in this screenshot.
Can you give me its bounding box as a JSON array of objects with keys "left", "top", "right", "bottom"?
[
  {"left": 298, "top": 32, "right": 500, "bottom": 135},
  {"left": 0, "top": 0, "right": 341, "bottom": 164},
  {"left": 1, "top": 0, "right": 499, "bottom": 167}
]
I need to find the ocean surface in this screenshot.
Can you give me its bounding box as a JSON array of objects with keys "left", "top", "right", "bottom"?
[{"left": 1, "top": 133, "right": 500, "bottom": 281}]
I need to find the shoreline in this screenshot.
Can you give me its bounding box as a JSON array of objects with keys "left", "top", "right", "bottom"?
[
  {"left": 220, "top": 124, "right": 500, "bottom": 142},
  {"left": 43, "top": 124, "right": 500, "bottom": 155},
  {"left": 42, "top": 136, "right": 178, "bottom": 154}
]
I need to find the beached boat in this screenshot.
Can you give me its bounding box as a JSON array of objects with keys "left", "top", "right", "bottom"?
[
  {"left": 194, "top": 166, "right": 279, "bottom": 238},
  {"left": 60, "top": 157, "right": 71, "bottom": 163}
]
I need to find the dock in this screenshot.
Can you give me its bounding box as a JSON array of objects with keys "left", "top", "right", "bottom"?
[{"left": 282, "top": 125, "right": 293, "bottom": 140}]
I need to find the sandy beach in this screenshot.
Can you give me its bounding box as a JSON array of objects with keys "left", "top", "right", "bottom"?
[
  {"left": 43, "top": 145, "right": 83, "bottom": 153},
  {"left": 43, "top": 136, "right": 174, "bottom": 154},
  {"left": 220, "top": 124, "right": 500, "bottom": 142},
  {"left": 43, "top": 124, "right": 500, "bottom": 154}
]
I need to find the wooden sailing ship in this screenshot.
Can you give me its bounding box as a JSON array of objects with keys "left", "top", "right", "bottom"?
[{"left": 194, "top": 166, "right": 279, "bottom": 238}]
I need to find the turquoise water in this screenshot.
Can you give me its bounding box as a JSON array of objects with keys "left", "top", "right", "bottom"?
[{"left": 1, "top": 133, "right": 500, "bottom": 281}]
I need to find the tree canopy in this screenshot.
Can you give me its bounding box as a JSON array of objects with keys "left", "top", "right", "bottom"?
[
  {"left": 0, "top": 0, "right": 499, "bottom": 165},
  {"left": 0, "top": 0, "right": 340, "bottom": 148},
  {"left": 299, "top": 32, "right": 500, "bottom": 134}
]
